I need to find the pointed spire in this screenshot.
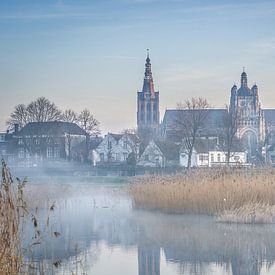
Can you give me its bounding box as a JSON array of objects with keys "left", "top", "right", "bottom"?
[
  {"left": 241, "top": 68, "right": 248, "bottom": 87},
  {"left": 142, "top": 49, "right": 155, "bottom": 95}
]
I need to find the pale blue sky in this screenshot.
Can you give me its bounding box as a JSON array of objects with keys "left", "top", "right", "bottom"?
[{"left": 1, "top": 0, "right": 275, "bottom": 133}]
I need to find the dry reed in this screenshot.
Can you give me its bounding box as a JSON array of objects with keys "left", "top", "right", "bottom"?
[
  {"left": 0, "top": 160, "right": 27, "bottom": 274},
  {"left": 129, "top": 169, "right": 275, "bottom": 219}
]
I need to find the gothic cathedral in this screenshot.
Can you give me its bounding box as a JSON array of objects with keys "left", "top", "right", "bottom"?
[{"left": 137, "top": 51, "right": 160, "bottom": 134}]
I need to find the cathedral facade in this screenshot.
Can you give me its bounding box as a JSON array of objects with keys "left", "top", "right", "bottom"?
[
  {"left": 229, "top": 71, "right": 266, "bottom": 157},
  {"left": 137, "top": 52, "right": 160, "bottom": 133}
]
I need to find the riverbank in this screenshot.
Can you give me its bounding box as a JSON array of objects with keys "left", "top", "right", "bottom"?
[{"left": 129, "top": 169, "right": 275, "bottom": 223}]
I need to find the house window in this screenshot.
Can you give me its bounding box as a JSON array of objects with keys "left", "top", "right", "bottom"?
[
  {"left": 123, "top": 153, "right": 128, "bottom": 161},
  {"left": 0, "top": 135, "right": 5, "bottom": 142},
  {"left": 145, "top": 154, "right": 149, "bottom": 161},
  {"left": 155, "top": 156, "right": 160, "bottom": 167},
  {"left": 26, "top": 150, "right": 31, "bottom": 158},
  {"left": 123, "top": 141, "right": 127, "bottom": 149},
  {"left": 210, "top": 154, "right": 214, "bottom": 162},
  {"left": 108, "top": 141, "right": 112, "bottom": 150},
  {"left": 47, "top": 147, "right": 53, "bottom": 158},
  {"left": 100, "top": 153, "right": 104, "bottom": 162},
  {"left": 199, "top": 155, "right": 204, "bottom": 161},
  {"left": 18, "top": 138, "right": 23, "bottom": 145},
  {"left": 54, "top": 148, "right": 60, "bottom": 158},
  {"left": 217, "top": 154, "right": 221, "bottom": 162},
  {"left": 18, "top": 148, "right": 25, "bottom": 158},
  {"left": 115, "top": 153, "right": 120, "bottom": 161}
]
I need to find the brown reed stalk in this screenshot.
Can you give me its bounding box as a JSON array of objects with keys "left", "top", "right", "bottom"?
[
  {"left": 0, "top": 160, "right": 27, "bottom": 274},
  {"left": 129, "top": 169, "right": 275, "bottom": 216}
]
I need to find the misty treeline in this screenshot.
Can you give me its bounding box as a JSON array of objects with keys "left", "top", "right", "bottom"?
[{"left": 7, "top": 97, "right": 100, "bottom": 136}]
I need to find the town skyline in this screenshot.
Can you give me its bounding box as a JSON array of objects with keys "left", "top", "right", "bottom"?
[{"left": 1, "top": 0, "right": 275, "bottom": 134}]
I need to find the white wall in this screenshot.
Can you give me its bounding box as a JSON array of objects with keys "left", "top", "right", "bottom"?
[{"left": 179, "top": 150, "right": 197, "bottom": 167}]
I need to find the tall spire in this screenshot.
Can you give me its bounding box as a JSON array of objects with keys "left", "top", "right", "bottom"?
[
  {"left": 142, "top": 49, "right": 155, "bottom": 95},
  {"left": 241, "top": 68, "right": 248, "bottom": 87}
]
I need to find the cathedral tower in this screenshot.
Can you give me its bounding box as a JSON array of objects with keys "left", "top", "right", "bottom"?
[
  {"left": 137, "top": 50, "right": 160, "bottom": 133},
  {"left": 229, "top": 70, "right": 265, "bottom": 159}
]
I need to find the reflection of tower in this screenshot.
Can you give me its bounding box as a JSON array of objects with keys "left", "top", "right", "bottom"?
[
  {"left": 231, "top": 254, "right": 261, "bottom": 275},
  {"left": 138, "top": 245, "right": 160, "bottom": 275},
  {"left": 137, "top": 50, "right": 160, "bottom": 135}
]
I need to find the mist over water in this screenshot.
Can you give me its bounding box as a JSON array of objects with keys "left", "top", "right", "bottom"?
[{"left": 17, "top": 175, "right": 275, "bottom": 275}]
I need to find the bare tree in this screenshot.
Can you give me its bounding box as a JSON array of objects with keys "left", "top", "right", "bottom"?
[
  {"left": 6, "top": 104, "right": 29, "bottom": 129},
  {"left": 175, "top": 97, "right": 210, "bottom": 169},
  {"left": 26, "top": 97, "right": 61, "bottom": 123},
  {"left": 221, "top": 105, "right": 241, "bottom": 165},
  {"left": 77, "top": 109, "right": 100, "bottom": 136},
  {"left": 7, "top": 97, "right": 61, "bottom": 129},
  {"left": 61, "top": 109, "right": 78, "bottom": 123}
]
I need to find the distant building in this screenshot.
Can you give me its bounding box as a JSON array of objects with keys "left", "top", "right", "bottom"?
[
  {"left": 179, "top": 139, "right": 247, "bottom": 168},
  {"left": 138, "top": 140, "right": 180, "bottom": 168},
  {"left": 95, "top": 132, "right": 139, "bottom": 165},
  {"left": 17, "top": 121, "right": 87, "bottom": 166},
  {"left": 137, "top": 51, "right": 160, "bottom": 134},
  {"left": 161, "top": 70, "right": 275, "bottom": 165},
  {"left": 0, "top": 124, "right": 19, "bottom": 163}
]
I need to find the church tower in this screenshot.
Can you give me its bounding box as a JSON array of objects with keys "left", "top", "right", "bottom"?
[
  {"left": 229, "top": 70, "right": 265, "bottom": 159},
  {"left": 137, "top": 50, "right": 160, "bottom": 133}
]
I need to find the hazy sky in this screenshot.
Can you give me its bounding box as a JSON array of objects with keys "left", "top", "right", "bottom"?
[{"left": 1, "top": 0, "right": 275, "bottom": 134}]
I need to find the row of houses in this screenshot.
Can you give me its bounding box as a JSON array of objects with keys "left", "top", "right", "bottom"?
[{"left": 0, "top": 121, "right": 250, "bottom": 168}]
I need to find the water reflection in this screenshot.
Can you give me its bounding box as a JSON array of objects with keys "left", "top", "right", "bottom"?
[{"left": 23, "top": 185, "right": 275, "bottom": 275}]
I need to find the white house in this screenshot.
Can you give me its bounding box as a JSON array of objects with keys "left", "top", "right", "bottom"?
[
  {"left": 138, "top": 140, "right": 165, "bottom": 167},
  {"left": 208, "top": 151, "right": 247, "bottom": 167},
  {"left": 180, "top": 140, "right": 247, "bottom": 168},
  {"left": 95, "top": 133, "right": 139, "bottom": 164},
  {"left": 138, "top": 140, "right": 180, "bottom": 168}
]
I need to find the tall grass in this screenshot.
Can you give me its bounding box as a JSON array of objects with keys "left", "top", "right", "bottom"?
[
  {"left": 129, "top": 169, "right": 275, "bottom": 217},
  {"left": 0, "top": 160, "right": 26, "bottom": 274}
]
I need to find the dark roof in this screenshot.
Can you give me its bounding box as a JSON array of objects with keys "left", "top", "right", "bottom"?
[
  {"left": 163, "top": 109, "right": 226, "bottom": 126},
  {"left": 109, "top": 133, "right": 123, "bottom": 141},
  {"left": 18, "top": 121, "right": 87, "bottom": 136},
  {"left": 73, "top": 136, "right": 103, "bottom": 151},
  {"left": 263, "top": 109, "right": 275, "bottom": 126},
  {"left": 162, "top": 109, "right": 226, "bottom": 142}
]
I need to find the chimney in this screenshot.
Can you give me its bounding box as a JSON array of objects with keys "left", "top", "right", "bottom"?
[{"left": 14, "top": 123, "right": 19, "bottom": 134}]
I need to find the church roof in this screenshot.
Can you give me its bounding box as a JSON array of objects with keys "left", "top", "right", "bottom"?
[
  {"left": 18, "top": 121, "right": 87, "bottom": 136},
  {"left": 263, "top": 109, "right": 275, "bottom": 126},
  {"left": 163, "top": 109, "right": 227, "bottom": 128}
]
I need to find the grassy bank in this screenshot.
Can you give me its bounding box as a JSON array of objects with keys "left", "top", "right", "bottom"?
[{"left": 129, "top": 169, "right": 275, "bottom": 222}]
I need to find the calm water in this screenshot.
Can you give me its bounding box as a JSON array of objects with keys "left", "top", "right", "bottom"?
[{"left": 23, "top": 182, "right": 275, "bottom": 275}]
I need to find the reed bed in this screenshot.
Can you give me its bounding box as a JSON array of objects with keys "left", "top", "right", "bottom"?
[
  {"left": 0, "top": 160, "right": 26, "bottom": 274},
  {"left": 129, "top": 169, "right": 275, "bottom": 220}
]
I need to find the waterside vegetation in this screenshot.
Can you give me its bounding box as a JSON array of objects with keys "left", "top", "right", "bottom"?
[{"left": 129, "top": 169, "right": 275, "bottom": 223}]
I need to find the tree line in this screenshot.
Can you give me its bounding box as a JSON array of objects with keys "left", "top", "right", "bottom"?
[{"left": 7, "top": 97, "right": 100, "bottom": 136}]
